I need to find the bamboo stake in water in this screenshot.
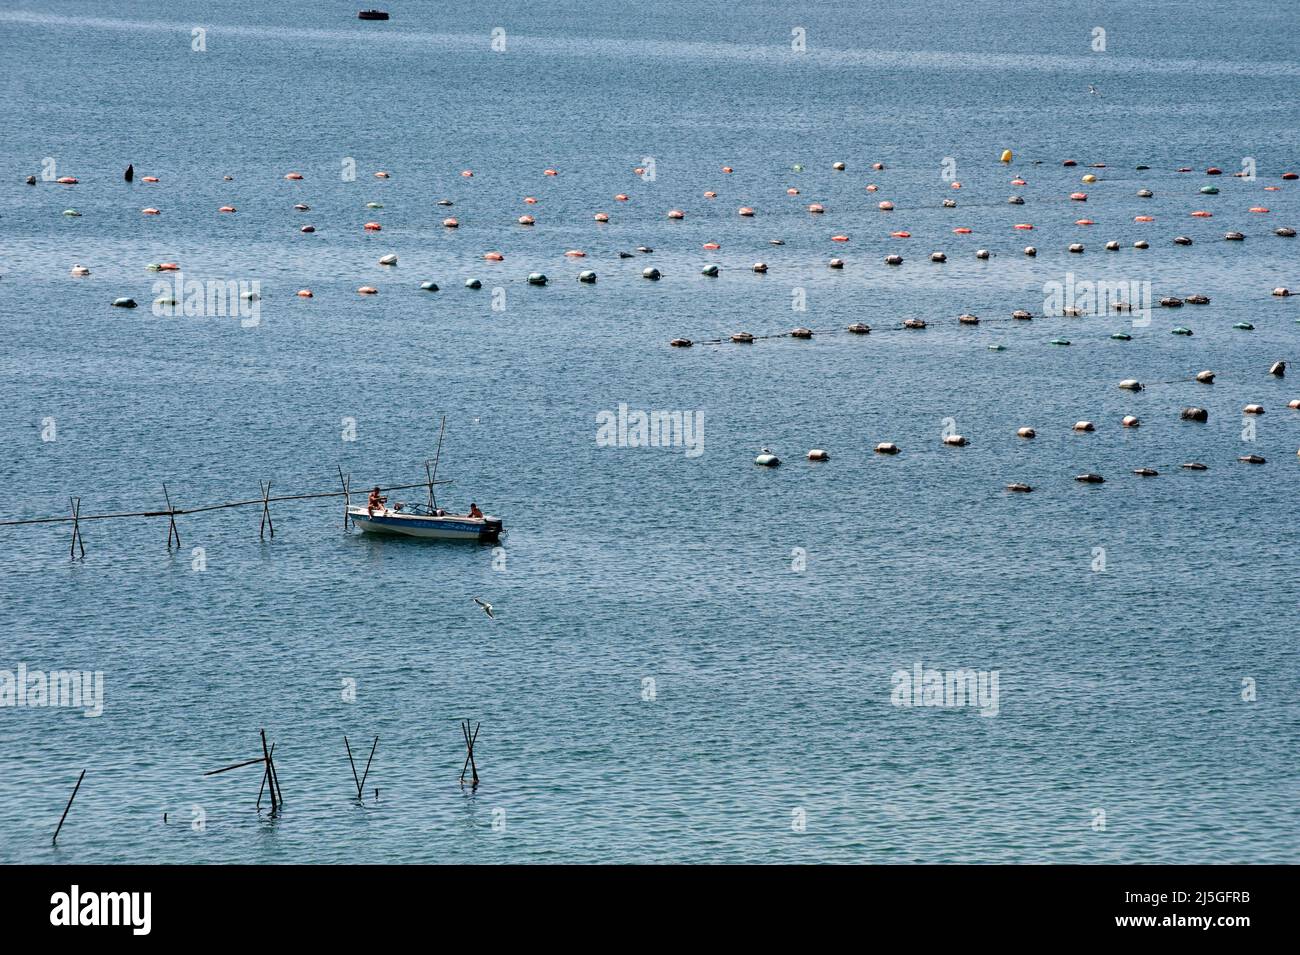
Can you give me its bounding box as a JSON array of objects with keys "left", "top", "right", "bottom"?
[
  {"left": 344, "top": 735, "right": 362, "bottom": 798},
  {"left": 358, "top": 736, "right": 379, "bottom": 797},
  {"left": 52, "top": 770, "right": 86, "bottom": 845}
]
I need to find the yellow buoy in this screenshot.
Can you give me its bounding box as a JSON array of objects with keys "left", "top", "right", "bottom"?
[{"left": 1000, "top": 149, "right": 1013, "bottom": 164}]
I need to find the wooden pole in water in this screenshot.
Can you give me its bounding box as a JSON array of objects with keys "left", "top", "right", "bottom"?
[
  {"left": 255, "top": 743, "right": 276, "bottom": 807},
  {"left": 52, "top": 769, "right": 86, "bottom": 845},
  {"left": 344, "top": 735, "right": 362, "bottom": 798},
  {"left": 338, "top": 466, "right": 351, "bottom": 529},
  {"left": 68, "top": 497, "right": 84, "bottom": 559},
  {"left": 162, "top": 484, "right": 180, "bottom": 549},
  {"left": 460, "top": 720, "right": 480, "bottom": 785},
  {"left": 358, "top": 736, "right": 379, "bottom": 796},
  {"left": 259, "top": 729, "right": 278, "bottom": 811},
  {"left": 258, "top": 481, "right": 275, "bottom": 540},
  {"left": 428, "top": 414, "right": 447, "bottom": 511}
]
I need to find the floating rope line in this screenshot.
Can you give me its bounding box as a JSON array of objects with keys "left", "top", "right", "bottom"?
[{"left": 1, "top": 473, "right": 459, "bottom": 557}]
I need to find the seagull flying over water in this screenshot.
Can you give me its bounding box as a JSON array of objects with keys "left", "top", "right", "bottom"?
[{"left": 473, "top": 597, "right": 494, "bottom": 619}]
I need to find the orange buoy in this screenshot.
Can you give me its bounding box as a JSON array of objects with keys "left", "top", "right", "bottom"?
[
  {"left": 219, "top": 206, "right": 237, "bottom": 213},
  {"left": 1134, "top": 215, "right": 1154, "bottom": 222},
  {"left": 543, "top": 168, "right": 558, "bottom": 176},
  {"left": 285, "top": 172, "right": 303, "bottom": 180},
  {"left": 1191, "top": 210, "right": 1212, "bottom": 218},
  {"left": 300, "top": 225, "right": 315, "bottom": 233},
  {"left": 953, "top": 227, "right": 972, "bottom": 234},
  {"left": 831, "top": 234, "right": 849, "bottom": 242},
  {"left": 634, "top": 167, "right": 645, "bottom": 176},
  {"left": 461, "top": 170, "right": 473, "bottom": 178},
  {"left": 615, "top": 193, "right": 629, "bottom": 201},
  {"left": 517, "top": 215, "right": 534, "bottom": 225},
  {"left": 1250, "top": 206, "right": 1269, "bottom": 213},
  {"left": 523, "top": 196, "right": 538, "bottom": 204},
  {"left": 722, "top": 166, "right": 733, "bottom": 173},
  {"left": 374, "top": 171, "right": 390, "bottom": 179},
  {"left": 483, "top": 251, "right": 504, "bottom": 261},
  {"left": 667, "top": 209, "right": 685, "bottom": 219},
  {"left": 878, "top": 200, "right": 894, "bottom": 210},
  {"left": 1014, "top": 223, "right": 1034, "bottom": 230},
  {"left": 807, "top": 203, "right": 825, "bottom": 213},
  {"left": 158, "top": 262, "right": 180, "bottom": 271},
  {"left": 703, "top": 242, "right": 720, "bottom": 250},
  {"left": 890, "top": 231, "right": 910, "bottom": 238},
  {"left": 872, "top": 162, "right": 885, "bottom": 170},
  {"left": 442, "top": 217, "right": 459, "bottom": 228},
  {"left": 1282, "top": 172, "right": 1298, "bottom": 180},
  {"left": 1265, "top": 185, "right": 1281, "bottom": 191},
  {"left": 141, "top": 176, "right": 159, "bottom": 183},
  {"left": 1075, "top": 219, "right": 1094, "bottom": 225},
  {"left": 738, "top": 206, "right": 755, "bottom": 217},
  {"left": 1070, "top": 192, "right": 1088, "bottom": 201},
  {"left": 297, "top": 289, "right": 313, "bottom": 297},
  {"left": 141, "top": 207, "right": 160, "bottom": 215},
  {"left": 56, "top": 176, "right": 78, "bottom": 184},
  {"left": 703, "top": 191, "right": 717, "bottom": 199},
  {"left": 786, "top": 187, "right": 799, "bottom": 195},
  {"left": 564, "top": 250, "right": 586, "bottom": 257},
  {"left": 1011, "top": 178, "right": 1026, "bottom": 186},
  {"left": 357, "top": 286, "right": 378, "bottom": 294},
  {"left": 593, "top": 212, "right": 609, "bottom": 222},
  {"left": 865, "top": 184, "right": 879, "bottom": 192},
  {"left": 363, "top": 221, "right": 381, "bottom": 230},
  {"left": 950, "top": 181, "right": 961, "bottom": 189}
]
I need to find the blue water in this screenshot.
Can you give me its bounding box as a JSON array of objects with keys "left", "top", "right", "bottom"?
[{"left": 1, "top": 1, "right": 1297, "bottom": 864}]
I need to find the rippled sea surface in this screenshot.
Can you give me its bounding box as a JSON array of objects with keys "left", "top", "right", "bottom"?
[{"left": 0, "top": 1, "right": 1297, "bottom": 864}]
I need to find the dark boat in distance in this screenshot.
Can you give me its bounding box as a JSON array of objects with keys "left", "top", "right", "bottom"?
[{"left": 357, "top": 10, "right": 390, "bottom": 20}]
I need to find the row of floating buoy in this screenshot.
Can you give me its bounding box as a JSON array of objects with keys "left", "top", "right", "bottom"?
[
  {"left": 756, "top": 439, "right": 1289, "bottom": 480},
  {"left": 26, "top": 157, "right": 1298, "bottom": 186}
]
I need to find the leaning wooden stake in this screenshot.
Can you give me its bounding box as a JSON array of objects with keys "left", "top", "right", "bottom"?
[
  {"left": 460, "top": 720, "right": 480, "bottom": 786},
  {"left": 428, "top": 414, "right": 447, "bottom": 511},
  {"left": 359, "top": 736, "right": 379, "bottom": 796},
  {"left": 162, "top": 484, "right": 180, "bottom": 549},
  {"left": 258, "top": 481, "right": 274, "bottom": 541},
  {"left": 337, "top": 467, "right": 351, "bottom": 528},
  {"left": 52, "top": 769, "right": 86, "bottom": 845},
  {"left": 344, "top": 735, "right": 362, "bottom": 798},
  {"left": 256, "top": 743, "right": 277, "bottom": 808},
  {"left": 68, "top": 497, "right": 85, "bottom": 559},
  {"left": 259, "top": 728, "right": 279, "bottom": 811}
]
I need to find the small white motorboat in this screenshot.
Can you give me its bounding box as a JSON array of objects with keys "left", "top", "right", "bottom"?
[{"left": 349, "top": 503, "right": 503, "bottom": 542}]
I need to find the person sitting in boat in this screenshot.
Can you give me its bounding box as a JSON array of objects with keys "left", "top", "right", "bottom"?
[
  {"left": 367, "top": 486, "right": 387, "bottom": 515},
  {"left": 468, "top": 503, "right": 484, "bottom": 519}
]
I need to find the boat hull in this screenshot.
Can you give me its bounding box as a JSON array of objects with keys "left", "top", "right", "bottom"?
[{"left": 349, "top": 508, "right": 501, "bottom": 542}]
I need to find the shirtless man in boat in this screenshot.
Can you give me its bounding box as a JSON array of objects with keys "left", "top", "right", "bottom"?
[
  {"left": 367, "top": 486, "right": 387, "bottom": 515},
  {"left": 468, "top": 503, "right": 484, "bottom": 519}
]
